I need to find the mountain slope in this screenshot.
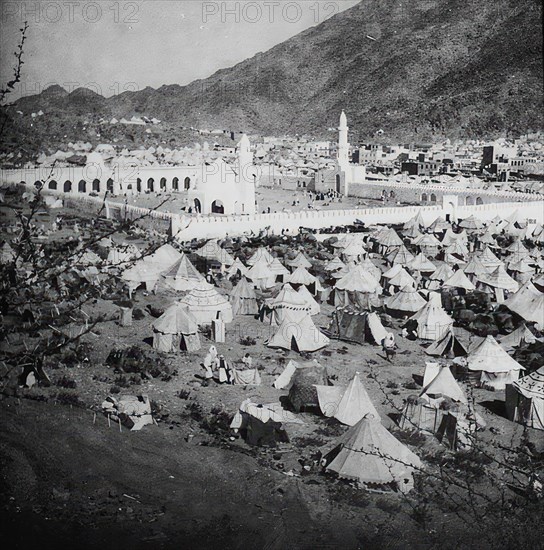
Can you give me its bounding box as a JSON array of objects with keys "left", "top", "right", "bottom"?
[{"left": 2, "top": 0, "right": 542, "bottom": 151}]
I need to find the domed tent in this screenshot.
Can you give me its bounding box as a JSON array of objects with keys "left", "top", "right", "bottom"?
[
  {"left": 152, "top": 302, "right": 200, "bottom": 352},
  {"left": 507, "top": 367, "right": 544, "bottom": 431},
  {"left": 409, "top": 293, "right": 454, "bottom": 340},
  {"left": 230, "top": 276, "right": 258, "bottom": 316},
  {"left": 466, "top": 335, "right": 524, "bottom": 390},
  {"left": 503, "top": 281, "right": 544, "bottom": 329},
  {"left": 323, "top": 416, "right": 422, "bottom": 493},
  {"left": 385, "top": 286, "right": 427, "bottom": 315},
  {"left": 266, "top": 283, "right": 310, "bottom": 326},
  {"left": 334, "top": 265, "right": 382, "bottom": 309},
  {"left": 267, "top": 311, "right": 329, "bottom": 353},
  {"left": 157, "top": 253, "right": 204, "bottom": 292},
  {"left": 316, "top": 373, "right": 380, "bottom": 426},
  {"left": 178, "top": 281, "right": 233, "bottom": 325}
]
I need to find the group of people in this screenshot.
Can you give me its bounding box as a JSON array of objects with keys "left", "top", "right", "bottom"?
[{"left": 201, "top": 346, "right": 254, "bottom": 384}]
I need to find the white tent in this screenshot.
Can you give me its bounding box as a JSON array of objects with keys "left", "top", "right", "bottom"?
[
  {"left": 178, "top": 281, "right": 233, "bottom": 324},
  {"left": 267, "top": 311, "right": 329, "bottom": 352},
  {"left": 409, "top": 294, "right": 454, "bottom": 340},
  {"left": 509, "top": 367, "right": 544, "bottom": 430},
  {"left": 152, "top": 302, "right": 200, "bottom": 352},
  {"left": 315, "top": 373, "right": 380, "bottom": 426}
]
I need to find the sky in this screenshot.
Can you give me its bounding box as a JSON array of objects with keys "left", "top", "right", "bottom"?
[{"left": 0, "top": 0, "right": 360, "bottom": 99}]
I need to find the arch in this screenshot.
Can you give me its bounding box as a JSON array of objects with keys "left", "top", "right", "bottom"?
[
  {"left": 147, "top": 178, "right": 154, "bottom": 192},
  {"left": 421, "top": 193, "right": 428, "bottom": 203},
  {"left": 430, "top": 193, "right": 437, "bottom": 202},
  {"left": 211, "top": 199, "right": 224, "bottom": 214},
  {"left": 465, "top": 196, "right": 474, "bottom": 206},
  {"left": 92, "top": 179, "right": 100, "bottom": 192},
  {"left": 160, "top": 177, "right": 167, "bottom": 190},
  {"left": 136, "top": 178, "right": 142, "bottom": 193},
  {"left": 48, "top": 180, "right": 57, "bottom": 190},
  {"left": 335, "top": 174, "right": 341, "bottom": 193},
  {"left": 193, "top": 198, "right": 201, "bottom": 213},
  {"left": 107, "top": 178, "right": 114, "bottom": 193},
  {"left": 127, "top": 184, "right": 133, "bottom": 190},
  {"left": 172, "top": 177, "right": 179, "bottom": 191},
  {"left": 476, "top": 196, "right": 483, "bottom": 205},
  {"left": 63, "top": 180, "right": 72, "bottom": 192},
  {"left": 184, "top": 176, "right": 191, "bottom": 190},
  {"left": 78, "top": 180, "right": 86, "bottom": 193}
]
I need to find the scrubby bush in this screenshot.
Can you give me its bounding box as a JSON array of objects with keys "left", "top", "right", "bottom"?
[{"left": 55, "top": 375, "right": 77, "bottom": 389}]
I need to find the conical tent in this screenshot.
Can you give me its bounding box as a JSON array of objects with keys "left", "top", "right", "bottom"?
[
  {"left": 267, "top": 311, "right": 329, "bottom": 352},
  {"left": 360, "top": 257, "right": 382, "bottom": 281},
  {"left": 316, "top": 373, "right": 380, "bottom": 425},
  {"left": 510, "top": 367, "right": 544, "bottom": 430},
  {"left": 425, "top": 328, "right": 468, "bottom": 357},
  {"left": 325, "top": 256, "right": 346, "bottom": 272},
  {"left": 429, "top": 263, "right": 455, "bottom": 282},
  {"left": 442, "top": 229, "right": 468, "bottom": 246},
  {"left": 420, "top": 367, "right": 467, "bottom": 404},
  {"left": 385, "top": 286, "right": 427, "bottom": 314},
  {"left": 409, "top": 298, "right": 454, "bottom": 341},
  {"left": 152, "top": 302, "right": 201, "bottom": 352},
  {"left": 159, "top": 253, "right": 204, "bottom": 291},
  {"left": 429, "top": 216, "right": 450, "bottom": 233},
  {"left": 287, "top": 266, "right": 316, "bottom": 287},
  {"left": 297, "top": 285, "right": 320, "bottom": 315},
  {"left": 195, "top": 240, "right": 234, "bottom": 265},
  {"left": 230, "top": 277, "right": 259, "bottom": 315},
  {"left": 464, "top": 256, "right": 490, "bottom": 280},
  {"left": 466, "top": 335, "right": 524, "bottom": 390},
  {"left": 388, "top": 267, "right": 417, "bottom": 290},
  {"left": 342, "top": 240, "right": 366, "bottom": 260},
  {"left": 503, "top": 281, "right": 544, "bottom": 328},
  {"left": 477, "top": 265, "right": 519, "bottom": 293},
  {"left": 267, "top": 283, "right": 311, "bottom": 326},
  {"left": 334, "top": 265, "right": 382, "bottom": 309},
  {"left": 324, "top": 417, "right": 422, "bottom": 492},
  {"left": 178, "top": 281, "right": 233, "bottom": 324},
  {"left": 407, "top": 253, "right": 436, "bottom": 273},
  {"left": 377, "top": 228, "right": 403, "bottom": 248},
  {"left": 247, "top": 247, "right": 274, "bottom": 266},
  {"left": 403, "top": 211, "right": 426, "bottom": 230},
  {"left": 382, "top": 264, "right": 404, "bottom": 280},
  {"left": 287, "top": 251, "right": 312, "bottom": 270},
  {"left": 500, "top": 324, "right": 537, "bottom": 349},
  {"left": 246, "top": 259, "right": 276, "bottom": 290},
  {"left": 226, "top": 258, "right": 248, "bottom": 278},
  {"left": 442, "top": 269, "right": 476, "bottom": 291},
  {"left": 458, "top": 215, "right": 483, "bottom": 230},
  {"left": 387, "top": 245, "right": 415, "bottom": 266},
  {"left": 268, "top": 257, "right": 290, "bottom": 278},
  {"left": 478, "top": 246, "right": 503, "bottom": 269},
  {"left": 328, "top": 308, "right": 387, "bottom": 345},
  {"left": 444, "top": 240, "right": 470, "bottom": 259}
]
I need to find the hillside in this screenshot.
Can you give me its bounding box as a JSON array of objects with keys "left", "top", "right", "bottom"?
[{"left": 1, "top": 0, "right": 542, "bottom": 153}]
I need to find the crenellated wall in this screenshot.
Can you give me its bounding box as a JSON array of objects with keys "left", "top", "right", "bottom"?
[{"left": 4, "top": 181, "right": 543, "bottom": 242}]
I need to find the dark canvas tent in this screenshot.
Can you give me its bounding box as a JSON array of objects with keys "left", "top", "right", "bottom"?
[
  {"left": 244, "top": 416, "right": 290, "bottom": 447},
  {"left": 425, "top": 328, "right": 467, "bottom": 358},
  {"left": 288, "top": 362, "right": 329, "bottom": 412},
  {"left": 328, "top": 308, "right": 387, "bottom": 345}
]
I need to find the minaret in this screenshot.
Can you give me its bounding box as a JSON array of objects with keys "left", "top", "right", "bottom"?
[
  {"left": 236, "top": 133, "right": 256, "bottom": 214},
  {"left": 338, "top": 110, "right": 349, "bottom": 172}
]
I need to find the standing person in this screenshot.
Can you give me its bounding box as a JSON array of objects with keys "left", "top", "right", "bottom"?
[
  {"left": 218, "top": 355, "right": 231, "bottom": 384},
  {"left": 381, "top": 332, "right": 397, "bottom": 363}
]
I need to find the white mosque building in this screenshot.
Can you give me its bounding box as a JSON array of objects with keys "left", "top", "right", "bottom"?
[
  {"left": 0, "top": 135, "right": 258, "bottom": 216},
  {"left": 315, "top": 111, "right": 366, "bottom": 195}
]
